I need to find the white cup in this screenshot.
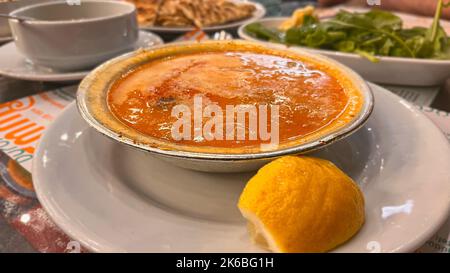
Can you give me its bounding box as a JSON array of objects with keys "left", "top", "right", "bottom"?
[
  {"left": 1, "top": 0, "right": 51, "bottom": 37},
  {"left": 9, "top": 0, "right": 138, "bottom": 71}
]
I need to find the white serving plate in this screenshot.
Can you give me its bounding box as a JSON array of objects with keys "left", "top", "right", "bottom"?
[
  {"left": 238, "top": 17, "right": 450, "bottom": 86},
  {"left": 32, "top": 83, "right": 450, "bottom": 252}
]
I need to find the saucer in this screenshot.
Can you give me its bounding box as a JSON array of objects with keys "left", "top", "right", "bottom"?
[
  {"left": 32, "top": 83, "right": 450, "bottom": 252},
  {"left": 0, "top": 30, "right": 163, "bottom": 82}
]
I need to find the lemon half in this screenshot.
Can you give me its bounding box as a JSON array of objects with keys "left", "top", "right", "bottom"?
[{"left": 238, "top": 156, "right": 365, "bottom": 253}]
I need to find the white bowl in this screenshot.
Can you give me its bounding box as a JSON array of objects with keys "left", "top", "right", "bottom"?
[
  {"left": 0, "top": 0, "right": 51, "bottom": 38},
  {"left": 8, "top": 0, "right": 138, "bottom": 71},
  {"left": 238, "top": 17, "right": 450, "bottom": 86}
]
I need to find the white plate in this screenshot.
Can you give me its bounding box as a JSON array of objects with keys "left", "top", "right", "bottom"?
[
  {"left": 32, "top": 84, "right": 450, "bottom": 252},
  {"left": 0, "top": 30, "right": 163, "bottom": 82},
  {"left": 141, "top": 1, "right": 265, "bottom": 34},
  {"left": 238, "top": 17, "right": 450, "bottom": 86}
]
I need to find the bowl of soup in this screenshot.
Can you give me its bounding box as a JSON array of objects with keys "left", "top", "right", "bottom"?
[{"left": 77, "top": 40, "right": 373, "bottom": 172}]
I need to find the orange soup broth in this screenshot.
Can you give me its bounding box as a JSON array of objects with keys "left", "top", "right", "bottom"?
[{"left": 107, "top": 51, "right": 350, "bottom": 148}]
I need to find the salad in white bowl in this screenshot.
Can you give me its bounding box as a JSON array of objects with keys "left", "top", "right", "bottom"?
[{"left": 239, "top": 1, "right": 450, "bottom": 86}]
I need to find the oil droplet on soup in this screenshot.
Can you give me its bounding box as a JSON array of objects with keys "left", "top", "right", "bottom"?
[{"left": 107, "top": 51, "right": 349, "bottom": 148}]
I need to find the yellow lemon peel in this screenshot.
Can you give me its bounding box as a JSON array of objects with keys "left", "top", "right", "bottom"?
[
  {"left": 278, "top": 5, "right": 315, "bottom": 32},
  {"left": 238, "top": 156, "right": 365, "bottom": 253}
]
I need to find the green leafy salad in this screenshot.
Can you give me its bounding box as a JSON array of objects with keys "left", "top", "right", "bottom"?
[{"left": 245, "top": 0, "right": 450, "bottom": 62}]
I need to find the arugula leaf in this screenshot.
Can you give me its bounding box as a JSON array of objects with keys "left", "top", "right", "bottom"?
[
  {"left": 355, "top": 49, "right": 380, "bottom": 63},
  {"left": 425, "top": 0, "right": 450, "bottom": 58},
  {"left": 244, "top": 23, "right": 282, "bottom": 42},
  {"left": 379, "top": 38, "right": 394, "bottom": 56},
  {"left": 336, "top": 40, "right": 355, "bottom": 52}
]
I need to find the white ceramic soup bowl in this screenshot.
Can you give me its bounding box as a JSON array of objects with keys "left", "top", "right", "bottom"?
[
  {"left": 1, "top": 0, "right": 52, "bottom": 38},
  {"left": 1, "top": 0, "right": 40, "bottom": 37},
  {"left": 77, "top": 40, "right": 374, "bottom": 173},
  {"left": 8, "top": 0, "right": 138, "bottom": 71}
]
